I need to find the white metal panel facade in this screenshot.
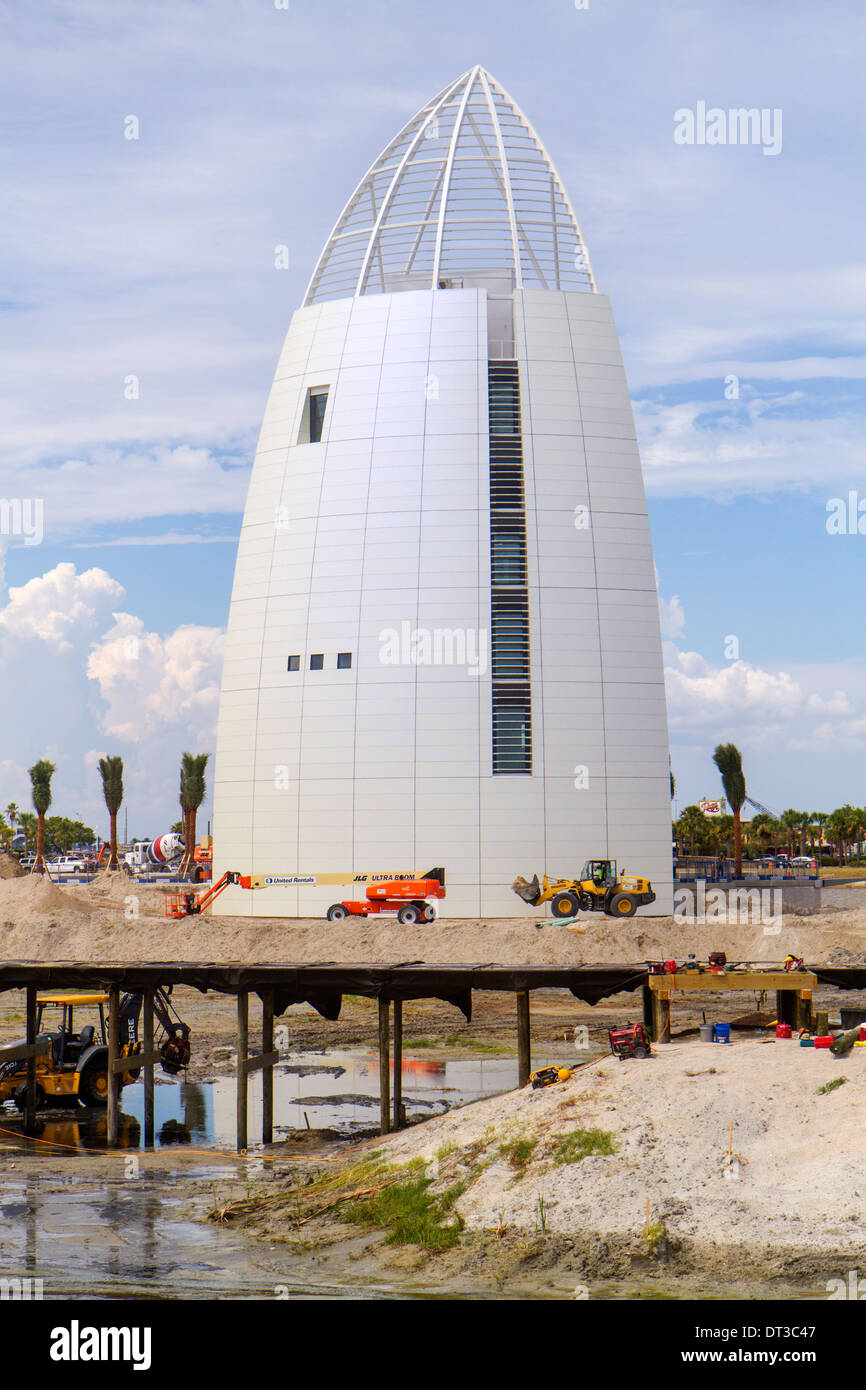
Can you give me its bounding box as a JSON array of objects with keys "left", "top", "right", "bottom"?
[{"left": 213, "top": 285, "right": 673, "bottom": 917}]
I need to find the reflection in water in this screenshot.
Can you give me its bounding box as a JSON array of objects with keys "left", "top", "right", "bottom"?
[
  {"left": 0, "top": 1049, "right": 523, "bottom": 1152},
  {"left": 182, "top": 1081, "right": 207, "bottom": 1135},
  {"left": 159, "top": 1119, "right": 191, "bottom": 1146}
]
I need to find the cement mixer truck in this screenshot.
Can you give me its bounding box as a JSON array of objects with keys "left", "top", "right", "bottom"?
[{"left": 123, "top": 833, "right": 186, "bottom": 879}]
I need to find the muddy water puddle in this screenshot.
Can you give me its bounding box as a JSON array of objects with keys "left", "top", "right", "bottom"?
[
  {"left": 0, "top": 1166, "right": 433, "bottom": 1299},
  {"left": 3, "top": 1049, "right": 524, "bottom": 1152}
]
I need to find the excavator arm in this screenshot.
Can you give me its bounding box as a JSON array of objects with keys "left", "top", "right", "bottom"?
[{"left": 118, "top": 985, "right": 192, "bottom": 1075}]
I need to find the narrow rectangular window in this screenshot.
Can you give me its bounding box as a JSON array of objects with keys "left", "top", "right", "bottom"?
[
  {"left": 489, "top": 360, "right": 531, "bottom": 774},
  {"left": 337, "top": 652, "right": 352, "bottom": 669},
  {"left": 299, "top": 386, "right": 329, "bottom": 444},
  {"left": 310, "top": 653, "right": 324, "bottom": 670},
  {"left": 492, "top": 686, "right": 532, "bottom": 775},
  {"left": 287, "top": 655, "right": 300, "bottom": 671}
]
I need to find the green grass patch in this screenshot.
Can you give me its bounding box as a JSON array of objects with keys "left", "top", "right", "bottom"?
[
  {"left": 818, "top": 1076, "right": 849, "bottom": 1095},
  {"left": 499, "top": 1135, "right": 538, "bottom": 1170},
  {"left": 340, "top": 1172, "right": 465, "bottom": 1251},
  {"left": 645, "top": 1219, "right": 667, "bottom": 1255},
  {"left": 553, "top": 1127, "right": 617, "bottom": 1165}
]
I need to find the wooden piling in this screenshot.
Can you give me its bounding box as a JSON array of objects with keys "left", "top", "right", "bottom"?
[
  {"left": 107, "top": 986, "right": 120, "bottom": 1148},
  {"left": 776, "top": 989, "right": 797, "bottom": 1027},
  {"left": 24, "top": 984, "right": 37, "bottom": 1133},
  {"left": 641, "top": 983, "right": 654, "bottom": 1033},
  {"left": 517, "top": 991, "right": 531, "bottom": 1086},
  {"left": 237, "top": 991, "right": 248, "bottom": 1152},
  {"left": 392, "top": 998, "right": 403, "bottom": 1130},
  {"left": 651, "top": 989, "right": 671, "bottom": 1044},
  {"left": 378, "top": 996, "right": 390, "bottom": 1135},
  {"left": 143, "top": 985, "right": 155, "bottom": 1148},
  {"left": 262, "top": 989, "right": 274, "bottom": 1146}
]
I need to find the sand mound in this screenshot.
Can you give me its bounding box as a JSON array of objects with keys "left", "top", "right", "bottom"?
[
  {"left": 0, "top": 873, "right": 96, "bottom": 927},
  {"left": 1, "top": 872, "right": 866, "bottom": 966},
  {"left": 0, "top": 853, "right": 25, "bottom": 880},
  {"left": 382, "top": 1035, "right": 866, "bottom": 1265}
]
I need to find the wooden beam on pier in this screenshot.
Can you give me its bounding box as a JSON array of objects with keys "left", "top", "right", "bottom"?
[
  {"left": 261, "top": 988, "right": 274, "bottom": 1147},
  {"left": 378, "top": 996, "right": 390, "bottom": 1135},
  {"left": 651, "top": 988, "right": 671, "bottom": 1045},
  {"left": 237, "top": 991, "right": 248, "bottom": 1152},
  {"left": 24, "top": 984, "right": 37, "bottom": 1133},
  {"left": 107, "top": 985, "right": 120, "bottom": 1148},
  {"left": 517, "top": 990, "right": 531, "bottom": 1086},
  {"left": 143, "top": 985, "right": 155, "bottom": 1148},
  {"left": 393, "top": 998, "right": 403, "bottom": 1130}
]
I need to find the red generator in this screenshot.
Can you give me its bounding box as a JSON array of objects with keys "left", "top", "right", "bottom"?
[
  {"left": 326, "top": 868, "right": 446, "bottom": 925},
  {"left": 608, "top": 1022, "right": 652, "bottom": 1060}
]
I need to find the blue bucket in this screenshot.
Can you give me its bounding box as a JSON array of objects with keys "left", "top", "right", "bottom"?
[{"left": 714, "top": 1023, "right": 731, "bottom": 1044}]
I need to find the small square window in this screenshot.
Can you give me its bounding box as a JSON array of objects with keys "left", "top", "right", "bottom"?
[
  {"left": 299, "top": 386, "right": 329, "bottom": 444},
  {"left": 337, "top": 652, "right": 352, "bottom": 669},
  {"left": 287, "top": 655, "right": 300, "bottom": 671},
  {"left": 310, "top": 653, "right": 324, "bottom": 670}
]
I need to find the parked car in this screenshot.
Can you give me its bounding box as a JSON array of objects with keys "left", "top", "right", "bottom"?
[{"left": 44, "top": 857, "right": 86, "bottom": 877}]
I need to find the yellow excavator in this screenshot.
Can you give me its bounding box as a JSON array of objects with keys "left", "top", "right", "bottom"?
[{"left": 513, "top": 859, "right": 655, "bottom": 919}]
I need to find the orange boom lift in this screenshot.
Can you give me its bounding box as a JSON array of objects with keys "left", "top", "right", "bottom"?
[
  {"left": 164, "top": 867, "right": 447, "bottom": 924},
  {"left": 326, "top": 868, "right": 446, "bottom": 925},
  {"left": 164, "top": 870, "right": 254, "bottom": 919}
]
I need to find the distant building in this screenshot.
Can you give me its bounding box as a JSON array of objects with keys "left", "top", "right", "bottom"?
[{"left": 213, "top": 66, "right": 673, "bottom": 917}]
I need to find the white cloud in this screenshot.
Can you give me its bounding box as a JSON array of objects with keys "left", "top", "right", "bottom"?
[
  {"left": 636, "top": 395, "right": 866, "bottom": 498},
  {"left": 658, "top": 594, "right": 685, "bottom": 638},
  {"left": 87, "top": 615, "right": 224, "bottom": 743},
  {"left": 73, "top": 532, "right": 240, "bottom": 549},
  {"left": 0, "top": 563, "right": 224, "bottom": 833},
  {"left": 0, "top": 563, "right": 123, "bottom": 651},
  {"left": 661, "top": 597, "right": 859, "bottom": 738}
]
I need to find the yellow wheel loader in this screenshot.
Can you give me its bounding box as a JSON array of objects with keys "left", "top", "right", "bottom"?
[{"left": 512, "top": 859, "right": 655, "bottom": 920}]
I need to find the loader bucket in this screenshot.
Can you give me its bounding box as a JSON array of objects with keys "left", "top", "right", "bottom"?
[{"left": 512, "top": 874, "right": 541, "bottom": 906}]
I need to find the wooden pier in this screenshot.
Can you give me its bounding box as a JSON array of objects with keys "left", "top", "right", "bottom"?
[{"left": 1, "top": 960, "right": 863, "bottom": 1150}]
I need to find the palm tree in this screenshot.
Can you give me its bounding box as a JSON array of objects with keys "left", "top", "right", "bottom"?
[
  {"left": 5, "top": 802, "right": 19, "bottom": 835},
  {"left": 712, "top": 744, "right": 746, "bottom": 877},
  {"left": 98, "top": 756, "right": 124, "bottom": 870},
  {"left": 810, "top": 812, "right": 829, "bottom": 860},
  {"left": 28, "top": 760, "right": 55, "bottom": 873},
  {"left": 828, "top": 805, "right": 858, "bottom": 867},
  {"left": 716, "top": 812, "right": 735, "bottom": 859},
  {"left": 780, "top": 809, "right": 803, "bottom": 860},
  {"left": 750, "top": 812, "right": 778, "bottom": 861},
  {"left": 19, "top": 812, "right": 37, "bottom": 853},
  {"left": 179, "top": 752, "right": 209, "bottom": 878},
  {"left": 675, "top": 805, "right": 711, "bottom": 856}
]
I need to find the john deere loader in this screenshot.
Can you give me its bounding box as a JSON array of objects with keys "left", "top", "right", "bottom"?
[{"left": 512, "top": 859, "right": 655, "bottom": 919}]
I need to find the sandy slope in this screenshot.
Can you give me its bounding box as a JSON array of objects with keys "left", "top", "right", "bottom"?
[
  {"left": 378, "top": 1033, "right": 866, "bottom": 1268},
  {"left": 1, "top": 871, "right": 866, "bottom": 966}
]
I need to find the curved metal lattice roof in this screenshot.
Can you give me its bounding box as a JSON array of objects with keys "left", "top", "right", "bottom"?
[{"left": 303, "top": 66, "right": 596, "bottom": 305}]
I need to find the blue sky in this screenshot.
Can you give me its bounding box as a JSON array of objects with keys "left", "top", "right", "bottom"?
[{"left": 1, "top": 0, "right": 864, "bottom": 837}]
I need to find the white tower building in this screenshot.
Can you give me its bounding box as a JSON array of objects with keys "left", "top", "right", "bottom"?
[{"left": 213, "top": 66, "right": 673, "bottom": 918}]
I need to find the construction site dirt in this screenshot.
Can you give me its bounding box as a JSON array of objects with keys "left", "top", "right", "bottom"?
[{"left": 3, "top": 870, "right": 866, "bottom": 1297}]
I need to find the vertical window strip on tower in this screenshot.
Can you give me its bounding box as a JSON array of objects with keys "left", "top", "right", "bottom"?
[{"left": 489, "top": 362, "right": 532, "bottom": 773}]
